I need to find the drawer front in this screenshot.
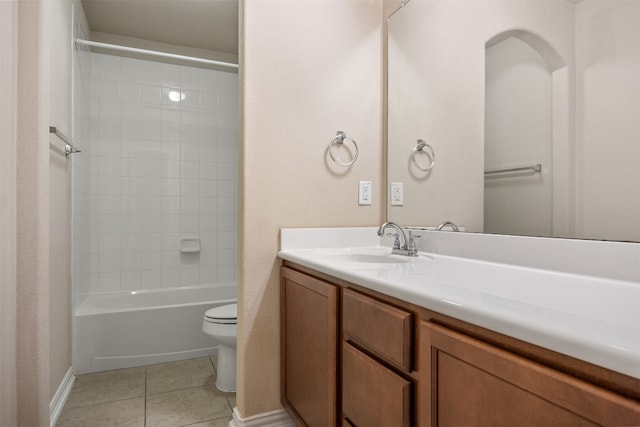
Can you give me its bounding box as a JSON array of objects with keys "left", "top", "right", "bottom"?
[
  {"left": 342, "top": 288, "right": 413, "bottom": 370},
  {"left": 342, "top": 343, "right": 412, "bottom": 427}
]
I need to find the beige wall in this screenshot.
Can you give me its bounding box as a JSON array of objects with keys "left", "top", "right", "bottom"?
[
  {"left": 1, "top": 0, "right": 78, "bottom": 424},
  {"left": 574, "top": 0, "right": 640, "bottom": 241},
  {"left": 49, "top": 0, "right": 75, "bottom": 401},
  {"left": 16, "top": 0, "right": 52, "bottom": 424},
  {"left": 0, "top": 1, "right": 18, "bottom": 424},
  {"left": 239, "top": 0, "right": 383, "bottom": 417}
]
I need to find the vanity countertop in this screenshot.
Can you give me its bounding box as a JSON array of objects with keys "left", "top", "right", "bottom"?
[{"left": 278, "top": 228, "right": 640, "bottom": 380}]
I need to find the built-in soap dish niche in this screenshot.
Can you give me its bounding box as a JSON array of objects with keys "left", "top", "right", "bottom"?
[{"left": 180, "top": 237, "right": 201, "bottom": 253}]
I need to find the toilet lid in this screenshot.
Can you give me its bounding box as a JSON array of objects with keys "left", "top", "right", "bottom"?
[{"left": 205, "top": 303, "right": 237, "bottom": 324}]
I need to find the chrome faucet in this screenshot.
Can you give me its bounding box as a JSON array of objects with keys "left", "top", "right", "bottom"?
[
  {"left": 436, "top": 221, "right": 459, "bottom": 232},
  {"left": 377, "top": 222, "right": 418, "bottom": 257}
]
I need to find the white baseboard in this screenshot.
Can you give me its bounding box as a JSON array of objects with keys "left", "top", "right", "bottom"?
[
  {"left": 50, "top": 367, "right": 75, "bottom": 427},
  {"left": 230, "top": 407, "right": 294, "bottom": 427}
]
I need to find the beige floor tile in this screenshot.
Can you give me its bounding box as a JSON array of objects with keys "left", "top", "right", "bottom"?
[
  {"left": 182, "top": 417, "right": 232, "bottom": 427},
  {"left": 147, "top": 357, "right": 216, "bottom": 395},
  {"left": 64, "top": 367, "right": 146, "bottom": 408},
  {"left": 209, "top": 356, "right": 218, "bottom": 372},
  {"left": 146, "top": 386, "right": 232, "bottom": 427},
  {"left": 226, "top": 394, "right": 236, "bottom": 410},
  {"left": 56, "top": 397, "right": 144, "bottom": 427}
]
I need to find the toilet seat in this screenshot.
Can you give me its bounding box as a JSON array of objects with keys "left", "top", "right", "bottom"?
[{"left": 204, "top": 303, "right": 237, "bottom": 324}]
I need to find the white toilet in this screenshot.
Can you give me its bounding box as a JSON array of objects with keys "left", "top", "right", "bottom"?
[{"left": 202, "top": 303, "right": 237, "bottom": 392}]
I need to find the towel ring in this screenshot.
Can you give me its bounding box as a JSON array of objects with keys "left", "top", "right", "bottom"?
[
  {"left": 411, "top": 139, "right": 435, "bottom": 172},
  {"left": 328, "top": 131, "right": 359, "bottom": 167}
]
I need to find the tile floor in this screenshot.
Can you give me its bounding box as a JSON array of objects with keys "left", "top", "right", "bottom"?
[{"left": 56, "top": 357, "right": 234, "bottom": 427}]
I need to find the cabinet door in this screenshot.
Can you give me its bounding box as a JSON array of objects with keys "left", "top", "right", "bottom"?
[
  {"left": 281, "top": 267, "right": 339, "bottom": 426},
  {"left": 342, "top": 342, "right": 412, "bottom": 426},
  {"left": 420, "top": 321, "right": 640, "bottom": 426}
]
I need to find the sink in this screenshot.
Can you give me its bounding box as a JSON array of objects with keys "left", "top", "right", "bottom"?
[{"left": 324, "top": 253, "right": 409, "bottom": 264}]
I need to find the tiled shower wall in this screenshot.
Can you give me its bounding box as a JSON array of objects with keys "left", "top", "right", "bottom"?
[{"left": 74, "top": 51, "right": 238, "bottom": 298}]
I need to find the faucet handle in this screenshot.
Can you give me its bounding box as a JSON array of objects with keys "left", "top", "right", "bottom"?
[
  {"left": 386, "top": 232, "right": 401, "bottom": 249},
  {"left": 407, "top": 230, "right": 421, "bottom": 255}
]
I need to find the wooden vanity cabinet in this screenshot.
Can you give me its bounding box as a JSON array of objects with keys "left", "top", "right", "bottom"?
[
  {"left": 281, "top": 266, "right": 339, "bottom": 426},
  {"left": 420, "top": 321, "right": 640, "bottom": 426},
  {"left": 281, "top": 262, "right": 640, "bottom": 426}
]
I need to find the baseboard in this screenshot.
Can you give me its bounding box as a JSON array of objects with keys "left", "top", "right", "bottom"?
[
  {"left": 230, "top": 407, "right": 295, "bottom": 427},
  {"left": 50, "top": 367, "right": 75, "bottom": 427}
]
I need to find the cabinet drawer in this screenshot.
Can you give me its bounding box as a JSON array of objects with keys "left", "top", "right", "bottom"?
[
  {"left": 342, "top": 288, "right": 413, "bottom": 370},
  {"left": 342, "top": 343, "right": 412, "bottom": 427}
]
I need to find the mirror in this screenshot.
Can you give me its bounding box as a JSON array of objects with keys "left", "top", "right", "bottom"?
[{"left": 386, "top": 0, "right": 640, "bottom": 242}]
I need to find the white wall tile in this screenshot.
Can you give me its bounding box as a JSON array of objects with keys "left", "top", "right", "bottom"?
[
  {"left": 83, "top": 56, "right": 238, "bottom": 293},
  {"left": 199, "top": 181, "right": 217, "bottom": 198},
  {"left": 140, "top": 233, "right": 162, "bottom": 251},
  {"left": 199, "top": 163, "right": 216, "bottom": 180},
  {"left": 181, "top": 197, "right": 200, "bottom": 215},
  {"left": 97, "top": 55, "right": 121, "bottom": 81},
  {"left": 99, "top": 271, "right": 121, "bottom": 292},
  {"left": 199, "top": 198, "right": 217, "bottom": 215},
  {"left": 182, "top": 161, "right": 200, "bottom": 180},
  {"left": 162, "top": 64, "right": 181, "bottom": 87},
  {"left": 141, "top": 84, "right": 162, "bottom": 104},
  {"left": 121, "top": 252, "right": 141, "bottom": 271},
  {"left": 181, "top": 179, "right": 200, "bottom": 197},
  {"left": 200, "top": 215, "right": 217, "bottom": 232},
  {"left": 121, "top": 271, "right": 141, "bottom": 290},
  {"left": 141, "top": 270, "right": 162, "bottom": 289},
  {"left": 199, "top": 267, "right": 217, "bottom": 284},
  {"left": 161, "top": 269, "right": 181, "bottom": 288},
  {"left": 139, "top": 61, "right": 162, "bottom": 86},
  {"left": 140, "top": 251, "right": 162, "bottom": 270},
  {"left": 120, "top": 82, "right": 141, "bottom": 102},
  {"left": 140, "top": 215, "right": 163, "bottom": 232},
  {"left": 181, "top": 67, "right": 201, "bottom": 90},
  {"left": 120, "top": 58, "right": 140, "bottom": 83},
  {"left": 180, "top": 267, "right": 200, "bottom": 286},
  {"left": 161, "top": 251, "right": 181, "bottom": 269},
  {"left": 181, "top": 143, "right": 200, "bottom": 162}
]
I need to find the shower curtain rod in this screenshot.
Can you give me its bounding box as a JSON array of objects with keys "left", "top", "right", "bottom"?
[{"left": 74, "top": 38, "right": 239, "bottom": 70}]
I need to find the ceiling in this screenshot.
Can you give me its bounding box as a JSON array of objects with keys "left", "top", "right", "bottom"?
[{"left": 81, "top": 0, "right": 239, "bottom": 55}]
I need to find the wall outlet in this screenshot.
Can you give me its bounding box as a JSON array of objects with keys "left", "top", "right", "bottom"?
[
  {"left": 391, "top": 182, "right": 403, "bottom": 206},
  {"left": 358, "top": 181, "right": 372, "bottom": 205}
]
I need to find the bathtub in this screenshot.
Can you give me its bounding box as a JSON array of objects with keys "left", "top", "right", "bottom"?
[{"left": 74, "top": 283, "right": 236, "bottom": 374}]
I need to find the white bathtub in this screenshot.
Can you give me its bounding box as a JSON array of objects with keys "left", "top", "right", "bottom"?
[{"left": 74, "top": 283, "right": 237, "bottom": 374}]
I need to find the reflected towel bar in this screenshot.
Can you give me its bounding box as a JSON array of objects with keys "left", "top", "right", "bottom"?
[
  {"left": 49, "top": 126, "right": 81, "bottom": 157},
  {"left": 484, "top": 163, "right": 542, "bottom": 176}
]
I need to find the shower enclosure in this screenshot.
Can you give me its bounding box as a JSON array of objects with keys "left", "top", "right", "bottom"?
[{"left": 71, "top": 37, "right": 238, "bottom": 373}]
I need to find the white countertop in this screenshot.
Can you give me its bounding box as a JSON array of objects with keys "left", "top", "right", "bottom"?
[{"left": 278, "top": 228, "right": 640, "bottom": 380}]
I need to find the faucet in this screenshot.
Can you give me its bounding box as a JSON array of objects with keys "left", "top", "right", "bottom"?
[
  {"left": 436, "top": 221, "right": 459, "bottom": 232},
  {"left": 377, "top": 222, "right": 418, "bottom": 257}
]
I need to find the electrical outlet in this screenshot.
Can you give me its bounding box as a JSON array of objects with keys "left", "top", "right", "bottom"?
[
  {"left": 359, "top": 181, "right": 372, "bottom": 205},
  {"left": 391, "top": 182, "right": 403, "bottom": 206}
]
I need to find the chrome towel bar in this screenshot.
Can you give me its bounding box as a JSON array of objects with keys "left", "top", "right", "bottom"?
[
  {"left": 485, "top": 163, "right": 542, "bottom": 176},
  {"left": 49, "top": 126, "right": 81, "bottom": 157}
]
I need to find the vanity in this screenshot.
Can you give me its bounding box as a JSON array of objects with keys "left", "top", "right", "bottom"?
[{"left": 279, "top": 228, "right": 640, "bottom": 426}]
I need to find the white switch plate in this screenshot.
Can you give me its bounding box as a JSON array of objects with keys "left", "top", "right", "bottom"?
[
  {"left": 391, "top": 182, "right": 403, "bottom": 206},
  {"left": 359, "top": 181, "right": 372, "bottom": 205}
]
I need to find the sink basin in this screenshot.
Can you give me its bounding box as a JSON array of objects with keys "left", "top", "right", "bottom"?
[{"left": 324, "top": 253, "right": 408, "bottom": 264}]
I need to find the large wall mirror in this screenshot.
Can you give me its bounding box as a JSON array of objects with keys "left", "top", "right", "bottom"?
[{"left": 386, "top": 0, "right": 640, "bottom": 242}]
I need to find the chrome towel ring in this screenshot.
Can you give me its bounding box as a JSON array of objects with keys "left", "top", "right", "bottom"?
[
  {"left": 411, "top": 139, "right": 435, "bottom": 172},
  {"left": 328, "top": 131, "right": 359, "bottom": 167}
]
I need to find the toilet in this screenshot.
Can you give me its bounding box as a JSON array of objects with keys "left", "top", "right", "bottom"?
[{"left": 202, "top": 303, "right": 237, "bottom": 392}]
